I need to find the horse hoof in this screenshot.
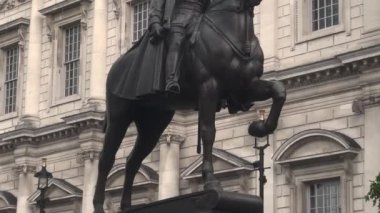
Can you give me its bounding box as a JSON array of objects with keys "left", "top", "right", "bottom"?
[
  {"left": 248, "top": 120, "right": 268, "bottom": 137},
  {"left": 204, "top": 180, "right": 223, "bottom": 192}
]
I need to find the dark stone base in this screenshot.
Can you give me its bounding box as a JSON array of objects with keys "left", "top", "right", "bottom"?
[{"left": 127, "top": 190, "right": 262, "bottom": 213}]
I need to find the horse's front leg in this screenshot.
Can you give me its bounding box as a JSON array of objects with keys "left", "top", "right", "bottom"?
[
  {"left": 247, "top": 80, "right": 286, "bottom": 137},
  {"left": 198, "top": 78, "right": 222, "bottom": 191}
]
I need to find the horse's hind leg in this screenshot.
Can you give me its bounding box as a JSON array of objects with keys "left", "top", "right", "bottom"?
[
  {"left": 93, "top": 95, "right": 134, "bottom": 213},
  {"left": 119, "top": 107, "right": 174, "bottom": 212},
  {"left": 246, "top": 79, "right": 286, "bottom": 137}
]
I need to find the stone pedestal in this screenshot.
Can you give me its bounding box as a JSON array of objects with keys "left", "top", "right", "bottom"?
[{"left": 127, "top": 190, "right": 262, "bottom": 213}]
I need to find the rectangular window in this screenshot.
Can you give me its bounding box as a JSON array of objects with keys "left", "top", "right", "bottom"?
[
  {"left": 4, "top": 46, "right": 19, "bottom": 114},
  {"left": 63, "top": 24, "right": 80, "bottom": 97},
  {"left": 132, "top": 0, "right": 149, "bottom": 42},
  {"left": 308, "top": 179, "right": 341, "bottom": 213},
  {"left": 312, "top": 0, "right": 339, "bottom": 31}
]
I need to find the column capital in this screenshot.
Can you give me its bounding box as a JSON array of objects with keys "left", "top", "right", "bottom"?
[
  {"left": 160, "top": 134, "right": 186, "bottom": 145},
  {"left": 77, "top": 149, "right": 101, "bottom": 163},
  {"left": 12, "top": 164, "right": 36, "bottom": 176}
]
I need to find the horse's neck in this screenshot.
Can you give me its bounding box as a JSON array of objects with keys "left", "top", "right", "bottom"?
[{"left": 205, "top": 5, "right": 255, "bottom": 45}]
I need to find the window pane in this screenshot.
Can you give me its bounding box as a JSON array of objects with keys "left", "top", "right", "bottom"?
[
  {"left": 4, "top": 46, "right": 19, "bottom": 114},
  {"left": 312, "top": 0, "right": 339, "bottom": 31},
  {"left": 132, "top": 0, "right": 150, "bottom": 42},
  {"left": 64, "top": 24, "right": 81, "bottom": 97},
  {"left": 308, "top": 179, "right": 341, "bottom": 213}
]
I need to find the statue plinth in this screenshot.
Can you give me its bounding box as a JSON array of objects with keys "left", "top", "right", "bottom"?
[{"left": 127, "top": 190, "right": 262, "bottom": 213}]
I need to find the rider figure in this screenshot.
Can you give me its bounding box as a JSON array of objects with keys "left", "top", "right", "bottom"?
[{"left": 149, "top": 0, "right": 208, "bottom": 94}]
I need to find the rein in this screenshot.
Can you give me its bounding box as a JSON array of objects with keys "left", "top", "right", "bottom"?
[{"left": 203, "top": 14, "right": 255, "bottom": 61}]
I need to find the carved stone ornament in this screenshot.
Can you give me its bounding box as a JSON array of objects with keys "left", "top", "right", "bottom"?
[
  {"left": 0, "top": 0, "right": 28, "bottom": 11},
  {"left": 77, "top": 149, "right": 101, "bottom": 163},
  {"left": 113, "top": 0, "right": 121, "bottom": 20},
  {"left": 80, "top": 0, "right": 91, "bottom": 30},
  {"left": 46, "top": 15, "right": 55, "bottom": 42},
  {"left": 17, "top": 24, "right": 27, "bottom": 48},
  {"left": 12, "top": 164, "right": 36, "bottom": 176}
]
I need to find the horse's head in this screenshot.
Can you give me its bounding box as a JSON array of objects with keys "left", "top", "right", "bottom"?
[{"left": 207, "top": 0, "right": 262, "bottom": 13}]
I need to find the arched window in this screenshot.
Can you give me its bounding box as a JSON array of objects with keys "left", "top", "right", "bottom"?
[{"left": 273, "top": 129, "right": 361, "bottom": 213}]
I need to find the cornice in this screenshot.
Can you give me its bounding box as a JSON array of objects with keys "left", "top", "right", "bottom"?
[
  {"left": 0, "top": 17, "right": 30, "bottom": 35},
  {"left": 39, "top": 0, "right": 92, "bottom": 16},
  {"left": 0, "top": 111, "right": 104, "bottom": 154},
  {"left": 352, "top": 94, "right": 380, "bottom": 113},
  {"left": 265, "top": 46, "right": 380, "bottom": 90}
]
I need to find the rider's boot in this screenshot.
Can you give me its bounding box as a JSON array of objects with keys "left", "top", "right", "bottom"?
[{"left": 165, "top": 32, "right": 184, "bottom": 94}]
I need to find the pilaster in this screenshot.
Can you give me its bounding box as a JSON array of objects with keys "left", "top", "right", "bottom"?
[
  {"left": 259, "top": 0, "right": 279, "bottom": 72},
  {"left": 158, "top": 134, "right": 185, "bottom": 200},
  {"left": 363, "top": 105, "right": 380, "bottom": 213},
  {"left": 77, "top": 129, "right": 103, "bottom": 213},
  {"left": 88, "top": 0, "right": 107, "bottom": 104},
  {"left": 13, "top": 164, "right": 36, "bottom": 213},
  {"left": 19, "top": 0, "right": 43, "bottom": 128}
]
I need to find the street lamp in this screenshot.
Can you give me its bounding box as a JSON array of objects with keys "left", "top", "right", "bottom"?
[
  {"left": 252, "top": 110, "right": 271, "bottom": 213},
  {"left": 34, "top": 158, "right": 53, "bottom": 213}
]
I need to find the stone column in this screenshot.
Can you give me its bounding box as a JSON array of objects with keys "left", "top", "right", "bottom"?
[
  {"left": 79, "top": 149, "right": 101, "bottom": 213},
  {"left": 14, "top": 165, "right": 36, "bottom": 213},
  {"left": 259, "top": 0, "right": 278, "bottom": 72},
  {"left": 77, "top": 129, "right": 103, "bottom": 213},
  {"left": 21, "top": 0, "right": 43, "bottom": 127},
  {"left": 158, "top": 134, "right": 185, "bottom": 200},
  {"left": 364, "top": 106, "right": 380, "bottom": 213},
  {"left": 88, "top": 0, "right": 107, "bottom": 104}
]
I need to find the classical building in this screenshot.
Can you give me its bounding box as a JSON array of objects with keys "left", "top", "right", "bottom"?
[{"left": 0, "top": 0, "right": 379, "bottom": 212}]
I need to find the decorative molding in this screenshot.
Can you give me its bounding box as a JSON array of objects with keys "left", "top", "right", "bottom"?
[
  {"left": 0, "top": 17, "right": 30, "bottom": 35},
  {"left": 352, "top": 94, "right": 380, "bottom": 113},
  {"left": 113, "top": 0, "right": 121, "bottom": 20},
  {"left": 77, "top": 149, "right": 101, "bottom": 163},
  {"left": 0, "top": 111, "right": 104, "bottom": 154},
  {"left": 105, "top": 164, "right": 158, "bottom": 192},
  {"left": 265, "top": 46, "right": 380, "bottom": 90},
  {"left": 273, "top": 129, "right": 361, "bottom": 166},
  {"left": 0, "top": 0, "right": 28, "bottom": 12},
  {"left": 12, "top": 164, "right": 36, "bottom": 175},
  {"left": 39, "top": 0, "right": 92, "bottom": 16},
  {"left": 180, "top": 148, "right": 254, "bottom": 180},
  {"left": 28, "top": 178, "right": 82, "bottom": 204},
  {"left": 80, "top": 0, "right": 91, "bottom": 30},
  {"left": 160, "top": 134, "right": 186, "bottom": 145},
  {"left": 62, "top": 111, "right": 104, "bottom": 131},
  {"left": 0, "top": 191, "right": 17, "bottom": 211},
  {"left": 45, "top": 15, "right": 54, "bottom": 42},
  {"left": 17, "top": 23, "right": 27, "bottom": 48}
]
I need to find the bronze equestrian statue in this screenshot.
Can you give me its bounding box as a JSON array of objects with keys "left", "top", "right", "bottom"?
[{"left": 93, "top": 0, "right": 286, "bottom": 212}]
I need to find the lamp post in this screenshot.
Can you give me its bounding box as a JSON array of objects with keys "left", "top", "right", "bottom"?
[
  {"left": 252, "top": 110, "right": 271, "bottom": 213},
  {"left": 34, "top": 158, "right": 53, "bottom": 213}
]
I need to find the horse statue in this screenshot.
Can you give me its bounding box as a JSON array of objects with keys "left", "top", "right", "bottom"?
[{"left": 93, "top": 0, "right": 286, "bottom": 212}]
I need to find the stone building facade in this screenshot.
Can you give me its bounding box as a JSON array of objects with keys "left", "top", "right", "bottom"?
[{"left": 0, "top": 0, "right": 379, "bottom": 212}]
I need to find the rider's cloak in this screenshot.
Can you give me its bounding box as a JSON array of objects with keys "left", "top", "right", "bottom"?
[{"left": 108, "top": 32, "right": 166, "bottom": 100}]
